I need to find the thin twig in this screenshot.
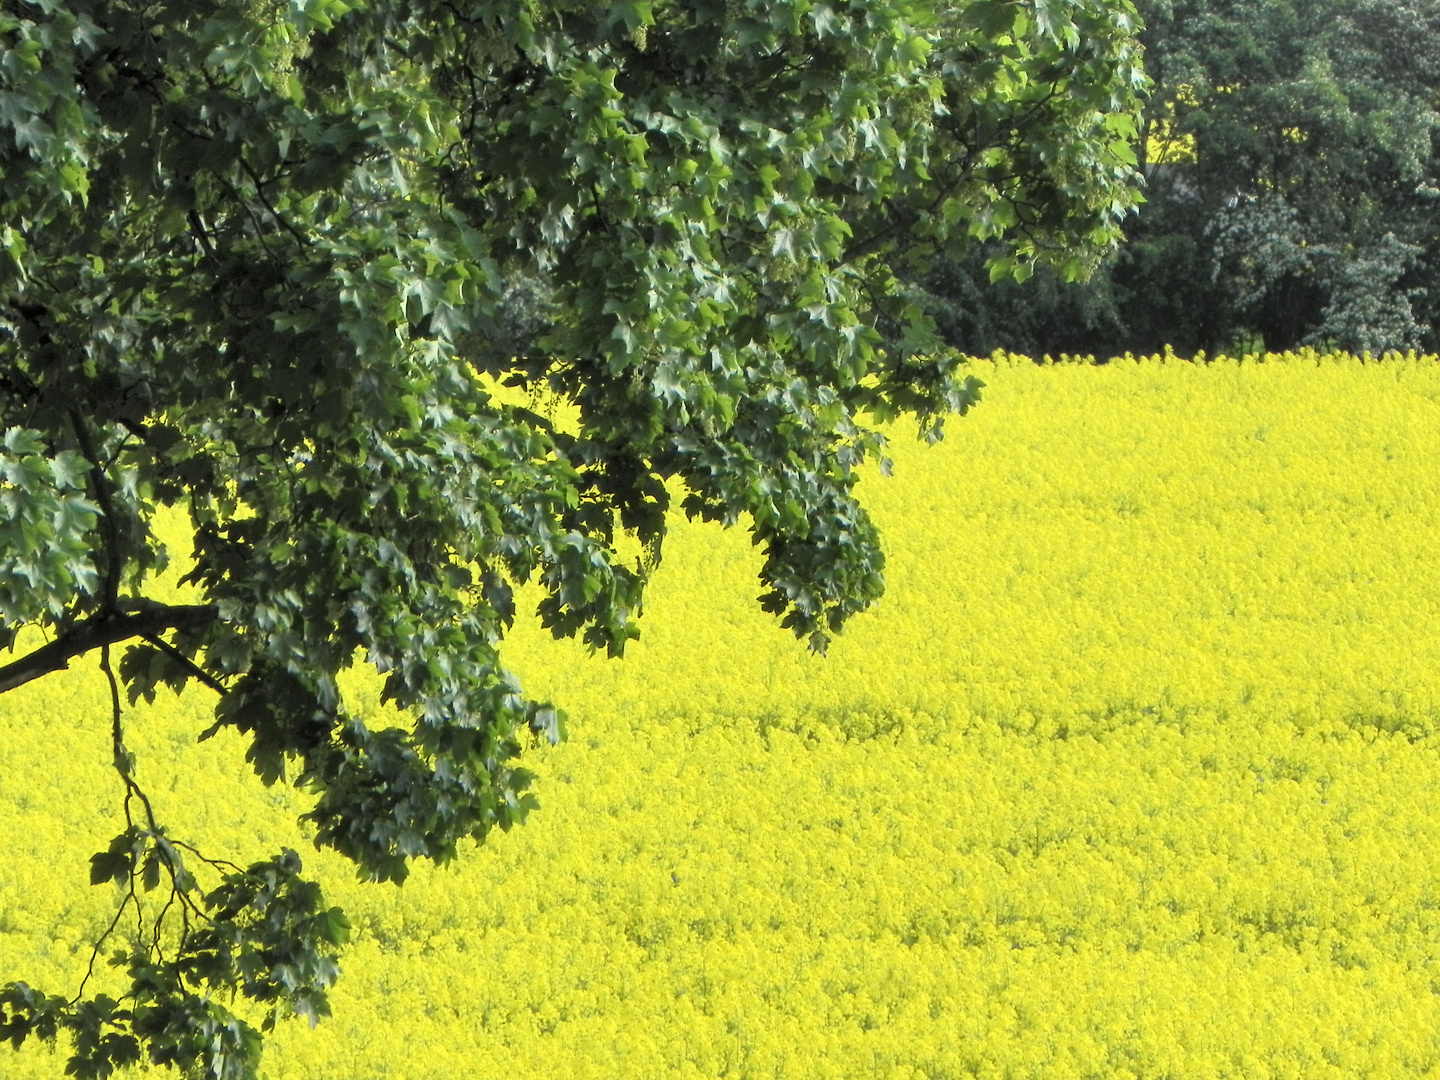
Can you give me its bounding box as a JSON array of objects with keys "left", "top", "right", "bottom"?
[
  {"left": 151, "top": 887, "right": 178, "bottom": 963},
  {"left": 102, "top": 643, "right": 159, "bottom": 834},
  {"left": 93, "top": 646, "right": 218, "bottom": 985},
  {"left": 238, "top": 156, "right": 312, "bottom": 250},
  {"left": 140, "top": 632, "right": 228, "bottom": 695},
  {"left": 70, "top": 891, "right": 135, "bottom": 1005},
  {"left": 169, "top": 838, "right": 245, "bottom": 876}
]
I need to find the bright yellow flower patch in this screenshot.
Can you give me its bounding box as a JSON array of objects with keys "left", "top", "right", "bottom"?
[{"left": 5, "top": 351, "right": 1440, "bottom": 1077}]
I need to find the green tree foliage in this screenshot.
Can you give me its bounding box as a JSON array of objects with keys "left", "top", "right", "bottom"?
[
  {"left": 0, "top": 0, "right": 1144, "bottom": 1074},
  {"left": 921, "top": 0, "right": 1440, "bottom": 358}
]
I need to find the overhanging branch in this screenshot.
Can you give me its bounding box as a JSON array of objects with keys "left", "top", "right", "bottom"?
[
  {"left": 0, "top": 604, "right": 218, "bottom": 696},
  {"left": 141, "top": 632, "right": 228, "bottom": 695}
]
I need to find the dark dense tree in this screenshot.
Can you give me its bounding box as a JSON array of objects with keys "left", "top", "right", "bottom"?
[
  {"left": 0, "top": 0, "right": 1144, "bottom": 1075},
  {"left": 920, "top": 0, "right": 1440, "bottom": 359}
]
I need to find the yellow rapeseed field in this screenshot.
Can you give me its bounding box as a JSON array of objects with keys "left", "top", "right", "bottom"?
[{"left": 4, "top": 351, "right": 1440, "bottom": 1077}]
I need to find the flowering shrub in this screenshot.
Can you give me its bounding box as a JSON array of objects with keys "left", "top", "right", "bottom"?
[{"left": 5, "top": 351, "right": 1440, "bottom": 1077}]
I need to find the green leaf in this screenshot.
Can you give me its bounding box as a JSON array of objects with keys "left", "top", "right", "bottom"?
[
  {"left": 959, "top": 0, "right": 1020, "bottom": 38},
  {"left": 140, "top": 849, "right": 162, "bottom": 893},
  {"left": 89, "top": 850, "right": 131, "bottom": 889},
  {"left": 318, "top": 907, "right": 351, "bottom": 946},
  {"left": 607, "top": 0, "right": 654, "bottom": 32}
]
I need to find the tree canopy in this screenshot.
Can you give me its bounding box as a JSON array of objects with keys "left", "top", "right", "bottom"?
[
  {"left": 0, "top": 0, "right": 1145, "bottom": 1075},
  {"left": 920, "top": 0, "right": 1440, "bottom": 358}
]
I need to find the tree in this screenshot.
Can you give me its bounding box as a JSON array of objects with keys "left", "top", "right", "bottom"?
[
  {"left": 0, "top": 0, "right": 1145, "bottom": 1075},
  {"left": 919, "top": 0, "right": 1440, "bottom": 359}
]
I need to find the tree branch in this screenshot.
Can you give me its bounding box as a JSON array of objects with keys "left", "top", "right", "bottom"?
[
  {"left": 68, "top": 409, "right": 123, "bottom": 610},
  {"left": 839, "top": 164, "right": 975, "bottom": 269},
  {"left": 0, "top": 604, "right": 217, "bottom": 696},
  {"left": 141, "top": 631, "right": 228, "bottom": 695}
]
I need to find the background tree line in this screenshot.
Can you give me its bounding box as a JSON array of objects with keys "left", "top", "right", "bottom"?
[{"left": 916, "top": 0, "right": 1440, "bottom": 359}]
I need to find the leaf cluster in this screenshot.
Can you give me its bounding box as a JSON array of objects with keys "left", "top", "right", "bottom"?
[
  {"left": 0, "top": 426, "right": 97, "bottom": 637},
  {"left": 4, "top": 838, "right": 345, "bottom": 1080}
]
